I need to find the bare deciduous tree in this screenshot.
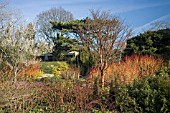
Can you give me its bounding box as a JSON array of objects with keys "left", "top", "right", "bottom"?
[
  {"left": 150, "top": 21, "right": 170, "bottom": 31},
  {"left": 35, "top": 7, "right": 74, "bottom": 42},
  {"left": 0, "top": 0, "right": 22, "bottom": 37},
  {"left": 0, "top": 0, "right": 10, "bottom": 34},
  {"left": 83, "top": 10, "right": 132, "bottom": 87}
]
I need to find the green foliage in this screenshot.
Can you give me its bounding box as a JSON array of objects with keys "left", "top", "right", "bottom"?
[
  {"left": 52, "top": 62, "right": 69, "bottom": 76},
  {"left": 108, "top": 79, "right": 141, "bottom": 112},
  {"left": 124, "top": 29, "right": 170, "bottom": 60},
  {"left": 157, "top": 61, "right": 170, "bottom": 77},
  {"left": 107, "top": 68, "right": 170, "bottom": 113},
  {"left": 52, "top": 33, "right": 80, "bottom": 61},
  {"left": 29, "top": 108, "right": 44, "bottom": 113},
  {"left": 40, "top": 61, "right": 69, "bottom": 77},
  {"left": 51, "top": 11, "right": 131, "bottom": 87},
  {"left": 1, "top": 70, "right": 170, "bottom": 112},
  {"left": 114, "top": 86, "right": 141, "bottom": 112},
  {"left": 126, "top": 75, "right": 170, "bottom": 113},
  {"left": 92, "top": 109, "right": 103, "bottom": 113},
  {"left": 78, "top": 49, "right": 96, "bottom": 75}
]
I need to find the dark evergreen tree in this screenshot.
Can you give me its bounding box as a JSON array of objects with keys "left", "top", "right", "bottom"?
[
  {"left": 52, "top": 33, "right": 80, "bottom": 61},
  {"left": 124, "top": 29, "right": 170, "bottom": 60}
]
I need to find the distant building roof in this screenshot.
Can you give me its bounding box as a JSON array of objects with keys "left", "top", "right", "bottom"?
[
  {"left": 68, "top": 51, "right": 79, "bottom": 57},
  {"left": 40, "top": 53, "right": 53, "bottom": 57}
]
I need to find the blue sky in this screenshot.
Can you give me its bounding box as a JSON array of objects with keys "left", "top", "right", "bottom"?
[{"left": 10, "top": 0, "right": 170, "bottom": 35}]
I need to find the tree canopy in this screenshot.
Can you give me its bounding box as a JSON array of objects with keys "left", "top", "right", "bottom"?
[
  {"left": 35, "top": 7, "right": 74, "bottom": 42},
  {"left": 52, "top": 33, "right": 80, "bottom": 61},
  {"left": 0, "top": 3, "right": 52, "bottom": 82},
  {"left": 51, "top": 10, "right": 132, "bottom": 87},
  {"left": 124, "top": 29, "right": 170, "bottom": 60},
  {"left": 0, "top": 22, "right": 52, "bottom": 82}
]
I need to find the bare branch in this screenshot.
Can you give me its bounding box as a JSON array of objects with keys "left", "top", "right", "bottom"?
[{"left": 35, "top": 7, "right": 74, "bottom": 42}]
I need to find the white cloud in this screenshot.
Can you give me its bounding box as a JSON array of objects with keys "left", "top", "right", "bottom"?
[
  {"left": 134, "top": 13, "right": 170, "bottom": 34},
  {"left": 112, "top": 1, "right": 170, "bottom": 14}
]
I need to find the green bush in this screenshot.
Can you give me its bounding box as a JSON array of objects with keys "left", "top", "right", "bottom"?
[
  {"left": 114, "top": 86, "right": 141, "bottom": 112},
  {"left": 157, "top": 60, "right": 170, "bottom": 77},
  {"left": 108, "top": 69, "right": 170, "bottom": 113},
  {"left": 109, "top": 80, "right": 141, "bottom": 112},
  {"left": 40, "top": 61, "right": 69, "bottom": 77},
  {"left": 126, "top": 75, "right": 170, "bottom": 113}
]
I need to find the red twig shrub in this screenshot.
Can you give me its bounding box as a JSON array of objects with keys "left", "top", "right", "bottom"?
[
  {"left": 88, "top": 55, "right": 163, "bottom": 84},
  {"left": 107, "top": 54, "right": 163, "bottom": 84}
]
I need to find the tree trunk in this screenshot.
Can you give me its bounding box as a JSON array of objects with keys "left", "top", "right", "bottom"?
[
  {"left": 14, "top": 69, "right": 18, "bottom": 83},
  {"left": 101, "top": 69, "right": 104, "bottom": 88}
]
